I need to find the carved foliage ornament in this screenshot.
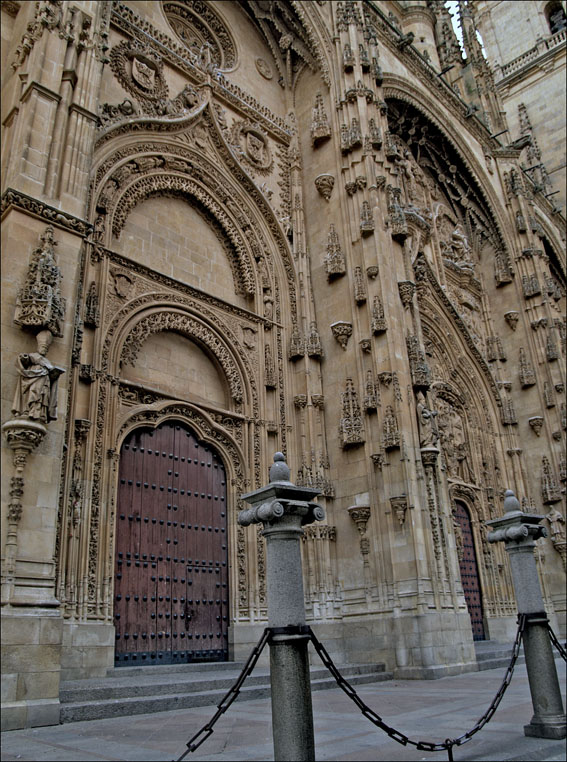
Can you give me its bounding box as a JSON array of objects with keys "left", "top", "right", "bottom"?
[
  {"left": 314, "top": 174, "right": 334, "bottom": 201},
  {"left": 120, "top": 311, "right": 244, "bottom": 403}
]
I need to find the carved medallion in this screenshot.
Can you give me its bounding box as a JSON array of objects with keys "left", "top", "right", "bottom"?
[
  {"left": 110, "top": 40, "right": 168, "bottom": 103},
  {"left": 255, "top": 57, "right": 272, "bottom": 79},
  {"left": 230, "top": 120, "right": 272, "bottom": 174}
]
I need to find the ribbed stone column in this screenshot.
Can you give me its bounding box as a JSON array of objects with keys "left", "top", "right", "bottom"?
[
  {"left": 239, "top": 453, "right": 325, "bottom": 761},
  {"left": 487, "top": 489, "right": 566, "bottom": 739}
]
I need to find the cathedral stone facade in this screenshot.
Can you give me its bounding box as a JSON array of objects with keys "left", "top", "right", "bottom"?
[{"left": 1, "top": 0, "right": 565, "bottom": 731}]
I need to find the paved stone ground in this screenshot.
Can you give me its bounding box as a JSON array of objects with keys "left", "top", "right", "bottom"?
[{"left": 1, "top": 660, "right": 565, "bottom": 762}]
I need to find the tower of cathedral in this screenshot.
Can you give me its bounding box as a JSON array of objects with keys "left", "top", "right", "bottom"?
[{"left": 1, "top": 0, "right": 565, "bottom": 731}]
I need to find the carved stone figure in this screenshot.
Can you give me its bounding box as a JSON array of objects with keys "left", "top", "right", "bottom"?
[
  {"left": 546, "top": 508, "right": 566, "bottom": 544},
  {"left": 416, "top": 392, "right": 438, "bottom": 448},
  {"left": 12, "top": 330, "right": 64, "bottom": 424}
]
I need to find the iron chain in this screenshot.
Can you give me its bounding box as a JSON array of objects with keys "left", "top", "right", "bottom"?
[
  {"left": 176, "top": 616, "right": 527, "bottom": 762},
  {"left": 308, "top": 615, "right": 526, "bottom": 760},
  {"left": 175, "top": 627, "right": 271, "bottom": 761},
  {"left": 547, "top": 623, "right": 567, "bottom": 661}
]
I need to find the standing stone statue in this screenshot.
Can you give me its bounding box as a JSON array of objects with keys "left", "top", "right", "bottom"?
[
  {"left": 416, "top": 391, "right": 438, "bottom": 448},
  {"left": 11, "top": 330, "right": 64, "bottom": 424}
]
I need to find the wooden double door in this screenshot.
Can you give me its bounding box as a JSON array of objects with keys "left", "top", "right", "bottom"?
[
  {"left": 114, "top": 421, "right": 229, "bottom": 665},
  {"left": 454, "top": 500, "right": 485, "bottom": 641}
]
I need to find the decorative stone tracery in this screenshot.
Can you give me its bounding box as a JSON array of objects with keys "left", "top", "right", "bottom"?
[{"left": 120, "top": 310, "right": 245, "bottom": 404}]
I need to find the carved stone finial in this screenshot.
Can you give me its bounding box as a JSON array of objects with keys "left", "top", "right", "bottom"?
[
  {"left": 324, "top": 224, "right": 346, "bottom": 279},
  {"left": 269, "top": 452, "right": 291, "bottom": 483},
  {"left": 314, "top": 173, "right": 335, "bottom": 201},
  {"left": 503, "top": 489, "right": 521, "bottom": 514}
]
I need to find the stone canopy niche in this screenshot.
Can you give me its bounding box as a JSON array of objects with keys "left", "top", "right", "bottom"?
[{"left": 162, "top": 0, "right": 237, "bottom": 69}]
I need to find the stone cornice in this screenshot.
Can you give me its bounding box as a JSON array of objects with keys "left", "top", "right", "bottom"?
[{"left": 1, "top": 187, "right": 92, "bottom": 237}]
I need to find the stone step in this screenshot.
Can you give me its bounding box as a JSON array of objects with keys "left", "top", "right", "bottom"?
[
  {"left": 106, "top": 660, "right": 247, "bottom": 677},
  {"left": 60, "top": 666, "right": 392, "bottom": 724},
  {"left": 474, "top": 640, "right": 564, "bottom": 671},
  {"left": 61, "top": 663, "right": 385, "bottom": 703}
]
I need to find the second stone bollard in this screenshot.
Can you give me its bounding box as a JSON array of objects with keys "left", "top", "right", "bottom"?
[
  {"left": 239, "top": 453, "right": 325, "bottom": 762},
  {"left": 487, "top": 489, "right": 566, "bottom": 739}
]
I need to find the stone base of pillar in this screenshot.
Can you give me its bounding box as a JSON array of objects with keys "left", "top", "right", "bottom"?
[
  {"left": 1, "top": 608, "right": 62, "bottom": 731},
  {"left": 524, "top": 717, "right": 566, "bottom": 739}
]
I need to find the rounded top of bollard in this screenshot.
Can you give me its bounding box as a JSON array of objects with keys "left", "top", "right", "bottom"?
[
  {"left": 503, "top": 489, "right": 521, "bottom": 514},
  {"left": 269, "top": 452, "right": 291, "bottom": 483}
]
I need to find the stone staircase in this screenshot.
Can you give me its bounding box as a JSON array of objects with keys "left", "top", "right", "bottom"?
[
  {"left": 60, "top": 660, "right": 392, "bottom": 723},
  {"left": 474, "top": 637, "right": 564, "bottom": 672},
  {"left": 474, "top": 640, "right": 527, "bottom": 671}
]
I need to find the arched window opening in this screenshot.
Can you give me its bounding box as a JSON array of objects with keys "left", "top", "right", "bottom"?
[{"left": 546, "top": 2, "right": 566, "bottom": 34}]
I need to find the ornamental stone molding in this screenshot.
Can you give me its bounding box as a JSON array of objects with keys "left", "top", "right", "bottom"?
[
  {"left": 390, "top": 496, "right": 409, "bottom": 525},
  {"left": 119, "top": 310, "right": 244, "bottom": 404},
  {"left": 398, "top": 280, "right": 416, "bottom": 309},
  {"left": 108, "top": 172, "right": 255, "bottom": 296},
  {"left": 528, "top": 417, "right": 544, "bottom": 436},
  {"left": 314, "top": 173, "right": 335, "bottom": 201},
  {"left": 229, "top": 120, "right": 273, "bottom": 175}
]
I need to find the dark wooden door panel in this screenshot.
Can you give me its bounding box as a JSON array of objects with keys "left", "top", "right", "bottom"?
[
  {"left": 454, "top": 500, "right": 485, "bottom": 641},
  {"left": 115, "top": 422, "right": 228, "bottom": 665}
]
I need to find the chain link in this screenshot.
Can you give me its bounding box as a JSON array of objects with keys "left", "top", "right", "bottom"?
[
  {"left": 176, "top": 616, "right": 528, "bottom": 762},
  {"left": 547, "top": 623, "right": 567, "bottom": 661},
  {"left": 175, "top": 627, "right": 271, "bottom": 762},
  {"left": 308, "top": 615, "right": 527, "bottom": 760}
]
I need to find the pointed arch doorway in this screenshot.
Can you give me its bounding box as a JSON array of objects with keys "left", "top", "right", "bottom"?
[
  {"left": 114, "top": 421, "right": 229, "bottom": 665},
  {"left": 453, "top": 500, "right": 486, "bottom": 641}
]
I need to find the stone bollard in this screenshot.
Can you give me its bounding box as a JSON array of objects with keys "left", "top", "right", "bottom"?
[
  {"left": 239, "top": 453, "right": 325, "bottom": 761},
  {"left": 487, "top": 489, "right": 566, "bottom": 739}
]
